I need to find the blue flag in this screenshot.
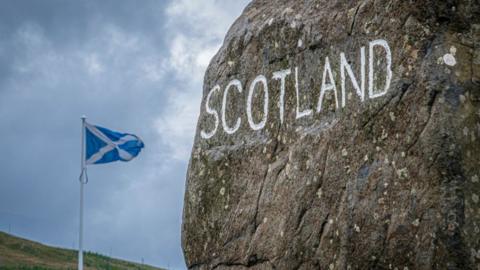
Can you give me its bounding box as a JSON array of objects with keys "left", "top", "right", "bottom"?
[{"left": 85, "top": 122, "right": 144, "bottom": 165}]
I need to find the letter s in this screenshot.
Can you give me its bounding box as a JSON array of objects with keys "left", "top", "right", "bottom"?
[{"left": 200, "top": 85, "right": 220, "bottom": 139}]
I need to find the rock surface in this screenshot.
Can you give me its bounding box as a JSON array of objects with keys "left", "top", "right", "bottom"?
[{"left": 182, "top": 0, "right": 480, "bottom": 269}]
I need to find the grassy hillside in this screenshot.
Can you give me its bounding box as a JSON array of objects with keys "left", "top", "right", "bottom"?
[{"left": 0, "top": 231, "right": 165, "bottom": 270}]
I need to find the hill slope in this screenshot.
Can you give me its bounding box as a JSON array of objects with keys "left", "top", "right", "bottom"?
[{"left": 0, "top": 231, "right": 165, "bottom": 270}]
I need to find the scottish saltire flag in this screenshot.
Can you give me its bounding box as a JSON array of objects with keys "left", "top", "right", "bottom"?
[{"left": 85, "top": 122, "right": 144, "bottom": 165}]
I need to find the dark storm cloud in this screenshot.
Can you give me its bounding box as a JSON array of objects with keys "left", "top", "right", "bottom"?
[
  {"left": 0, "top": 0, "right": 168, "bottom": 43},
  {"left": 0, "top": 0, "right": 166, "bottom": 84}
]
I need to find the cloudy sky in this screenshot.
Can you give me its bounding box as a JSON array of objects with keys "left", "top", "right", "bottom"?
[{"left": 0, "top": 0, "right": 249, "bottom": 269}]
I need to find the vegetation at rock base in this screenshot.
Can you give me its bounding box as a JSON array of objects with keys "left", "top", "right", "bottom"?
[{"left": 0, "top": 231, "right": 165, "bottom": 270}]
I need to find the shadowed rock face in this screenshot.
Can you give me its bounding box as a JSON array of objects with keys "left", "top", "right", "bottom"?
[{"left": 182, "top": 0, "right": 480, "bottom": 269}]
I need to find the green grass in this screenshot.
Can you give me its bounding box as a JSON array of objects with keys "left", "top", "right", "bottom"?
[{"left": 0, "top": 231, "right": 165, "bottom": 270}]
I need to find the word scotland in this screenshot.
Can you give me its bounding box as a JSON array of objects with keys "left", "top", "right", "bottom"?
[{"left": 201, "top": 39, "right": 392, "bottom": 139}]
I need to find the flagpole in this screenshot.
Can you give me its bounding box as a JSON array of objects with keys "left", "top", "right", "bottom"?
[{"left": 79, "top": 115, "right": 86, "bottom": 270}]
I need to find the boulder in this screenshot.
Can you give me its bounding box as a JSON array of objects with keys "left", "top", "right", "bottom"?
[{"left": 182, "top": 0, "right": 480, "bottom": 269}]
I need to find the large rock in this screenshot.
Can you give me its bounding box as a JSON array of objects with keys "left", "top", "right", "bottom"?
[{"left": 182, "top": 0, "right": 480, "bottom": 269}]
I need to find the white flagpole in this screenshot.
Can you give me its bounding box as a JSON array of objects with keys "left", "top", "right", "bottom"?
[{"left": 79, "top": 115, "right": 86, "bottom": 270}]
